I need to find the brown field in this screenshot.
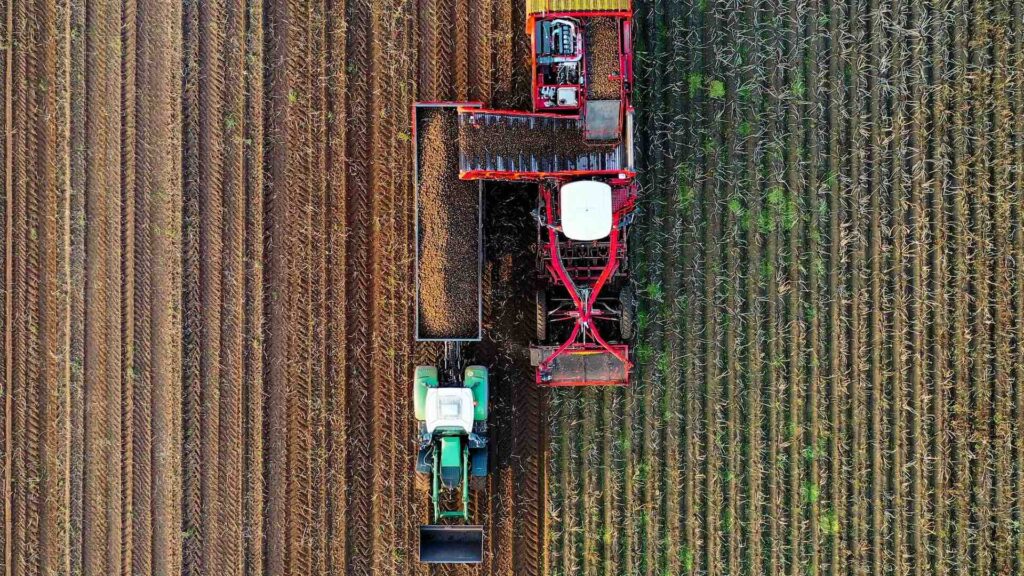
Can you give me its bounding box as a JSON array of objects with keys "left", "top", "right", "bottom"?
[
  {"left": 0, "top": 0, "right": 543, "bottom": 575},
  {"left": 2, "top": 0, "right": 1024, "bottom": 576}
]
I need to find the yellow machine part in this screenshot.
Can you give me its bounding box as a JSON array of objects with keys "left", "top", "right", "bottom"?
[{"left": 526, "top": 0, "right": 630, "bottom": 15}]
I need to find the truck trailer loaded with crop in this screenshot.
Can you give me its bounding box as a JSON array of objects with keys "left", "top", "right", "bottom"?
[{"left": 412, "top": 0, "right": 635, "bottom": 563}]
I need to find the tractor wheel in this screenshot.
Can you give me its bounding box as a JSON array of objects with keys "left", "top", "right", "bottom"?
[
  {"left": 470, "top": 447, "right": 489, "bottom": 490},
  {"left": 536, "top": 289, "right": 547, "bottom": 342},
  {"left": 415, "top": 448, "right": 432, "bottom": 491},
  {"left": 619, "top": 286, "right": 634, "bottom": 341}
]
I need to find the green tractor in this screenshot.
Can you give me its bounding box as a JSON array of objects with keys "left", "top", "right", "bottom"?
[{"left": 414, "top": 362, "right": 489, "bottom": 563}]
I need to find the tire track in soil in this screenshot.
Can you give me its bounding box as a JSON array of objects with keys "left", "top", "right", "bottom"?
[
  {"left": 83, "top": 0, "right": 125, "bottom": 574},
  {"left": 418, "top": 0, "right": 441, "bottom": 100},
  {"left": 201, "top": 0, "right": 228, "bottom": 572},
  {"left": 0, "top": 0, "right": 9, "bottom": 568},
  {"left": 134, "top": 1, "right": 185, "bottom": 574},
  {"left": 341, "top": 0, "right": 376, "bottom": 568},
  {"left": 7, "top": 1, "right": 71, "bottom": 573},
  {"left": 119, "top": 0, "right": 136, "bottom": 569},
  {"left": 323, "top": 2, "right": 348, "bottom": 573},
  {"left": 67, "top": 0, "right": 87, "bottom": 573},
  {"left": 219, "top": 1, "right": 247, "bottom": 573},
  {"left": 370, "top": 0, "right": 412, "bottom": 570},
  {"left": 180, "top": 0, "right": 204, "bottom": 573},
  {"left": 467, "top": 0, "right": 491, "bottom": 103},
  {"left": 306, "top": 5, "right": 330, "bottom": 572},
  {"left": 478, "top": 188, "right": 545, "bottom": 576}
]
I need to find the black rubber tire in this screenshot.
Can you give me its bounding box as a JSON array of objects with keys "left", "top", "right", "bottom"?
[
  {"left": 619, "top": 286, "right": 634, "bottom": 341},
  {"left": 536, "top": 289, "right": 547, "bottom": 342}
]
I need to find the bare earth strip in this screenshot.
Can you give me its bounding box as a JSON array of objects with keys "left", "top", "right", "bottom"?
[{"left": 134, "top": 1, "right": 184, "bottom": 575}]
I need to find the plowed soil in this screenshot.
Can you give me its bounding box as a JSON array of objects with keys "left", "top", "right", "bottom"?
[
  {"left": 546, "top": 1, "right": 1024, "bottom": 575},
  {"left": 0, "top": 0, "right": 541, "bottom": 576}
]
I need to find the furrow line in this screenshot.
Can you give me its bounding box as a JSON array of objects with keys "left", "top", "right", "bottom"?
[
  {"left": 219, "top": 0, "right": 247, "bottom": 573},
  {"left": 180, "top": 0, "right": 204, "bottom": 572},
  {"left": 83, "top": 0, "right": 125, "bottom": 572},
  {"left": 324, "top": 1, "right": 351, "bottom": 572},
  {"left": 988, "top": 5, "right": 1014, "bottom": 571},
  {"left": 967, "top": 2, "right": 994, "bottom": 569},
  {"left": 763, "top": 2, "right": 786, "bottom": 571},
  {"left": 135, "top": 0, "right": 185, "bottom": 573},
  {"left": 242, "top": 1, "right": 265, "bottom": 573},
  {"left": 846, "top": 0, "right": 869, "bottom": 568},
  {"left": 0, "top": 0, "right": 9, "bottom": 570},
  {"left": 947, "top": 2, "right": 972, "bottom": 568},
  {"left": 783, "top": 0, "right": 805, "bottom": 572},
  {"left": 823, "top": 0, "right": 846, "bottom": 570},
  {"left": 926, "top": 2, "right": 951, "bottom": 572},
  {"left": 804, "top": 0, "right": 825, "bottom": 569},
  {"left": 905, "top": 0, "right": 928, "bottom": 572},
  {"left": 1012, "top": 2, "right": 1024, "bottom": 573},
  {"left": 119, "top": 0, "right": 136, "bottom": 567},
  {"left": 719, "top": 2, "right": 742, "bottom": 567},
  {"left": 341, "top": 0, "right": 376, "bottom": 568},
  {"left": 865, "top": 0, "right": 886, "bottom": 568},
  {"left": 886, "top": 0, "right": 909, "bottom": 572},
  {"left": 741, "top": 0, "right": 765, "bottom": 571},
  {"left": 701, "top": 3, "right": 725, "bottom": 575}
]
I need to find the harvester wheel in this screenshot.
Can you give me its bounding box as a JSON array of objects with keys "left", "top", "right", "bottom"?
[
  {"left": 619, "top": 286, "right": 634, "bottom": 341},
  {"left": 536, "top": 289, "right": 547, "bottom": 342}
]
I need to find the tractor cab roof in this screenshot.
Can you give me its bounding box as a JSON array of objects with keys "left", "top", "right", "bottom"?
[
  {"left": 424, "top": 388, "right": 475, "bottom": 435},
  {"left": 560, "top": 180, "right": 613, "bottom": 241}
]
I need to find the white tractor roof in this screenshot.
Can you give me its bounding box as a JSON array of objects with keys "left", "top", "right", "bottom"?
[
  {"left": 424, "top": 388, "right": 475, "bottom": 434},
  {"left": 560, "top": 180, "right": 612, "bottom": 241}
]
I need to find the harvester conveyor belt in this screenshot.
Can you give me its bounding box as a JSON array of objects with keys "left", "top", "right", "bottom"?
[{"left": 457, "top": 110, "right": 628, "bottom": 178}]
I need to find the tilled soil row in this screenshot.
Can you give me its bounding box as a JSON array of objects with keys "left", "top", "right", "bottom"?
[{"left": 417, "top": 108, "right": 480, "bottom": 340}]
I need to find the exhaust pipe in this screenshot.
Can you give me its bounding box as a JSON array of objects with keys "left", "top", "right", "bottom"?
[{"left": 418, "top": 525, "right": 484, "bottom": 563}]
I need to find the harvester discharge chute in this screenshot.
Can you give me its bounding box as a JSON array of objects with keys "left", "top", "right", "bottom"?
[{"left": 414, "top": 364, "right": 489, "bottom": 563}]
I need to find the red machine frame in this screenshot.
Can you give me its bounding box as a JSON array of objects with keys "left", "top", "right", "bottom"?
[
  {"left": 533, "top": 177, "right": 636, "bottom": 386},
  {"left": 414, "top": 6, "right": 638, "bottom": 387}
]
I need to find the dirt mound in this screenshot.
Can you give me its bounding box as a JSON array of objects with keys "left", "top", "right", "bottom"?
[{"left": 417, "top": 108, "right": 480, "bottom": 339}]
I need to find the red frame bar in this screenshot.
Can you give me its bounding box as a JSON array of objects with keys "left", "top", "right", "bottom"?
[
  {"left": 535, "top": 184, "right": 632, "bottom": 386},
  {"left": 462, "top": 169, "right": 636, "bottom": 182}
]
